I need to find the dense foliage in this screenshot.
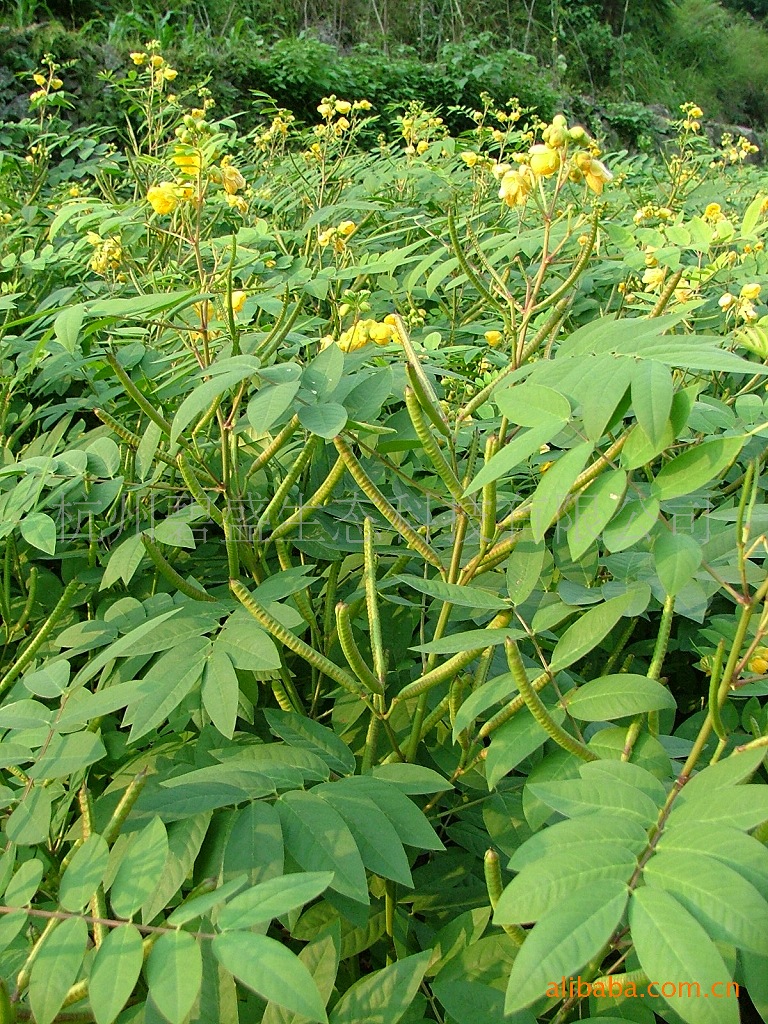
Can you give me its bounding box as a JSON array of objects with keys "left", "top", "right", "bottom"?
[{"left": 0, "top": 45, "right": 768, "bottom": 1024}]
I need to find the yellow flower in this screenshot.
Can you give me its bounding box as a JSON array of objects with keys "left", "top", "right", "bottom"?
[
  {"left": 149, "top": 54, "right": 164, "bottom": 68},
  {"left": 461, "top": 151, "right": 479, "bottom": 167},
  {"left": 353, "top": 99, "right": 372, "bottom": 111},
  {"left": 130, "top": 52, "right": 147, "bottom": 65},
  {"left": 163, "top": 67, "right": 178, "bottom": 81},
  {"left": 741, "top": 283, "right": 761, "bottom": 302},
  {"left": 69, "top": 185, "right": 81, "bottom": 197},
  {"left": 484, "top": 330, "right": 503, "bottom": 348},
  {"left": 220, "top": 161, "right": 246, "bottom": 194},
  {"left": 718, "top": 292, "right": 736, "bottom": 311},
  {"left": 335, "top": 100, "right": 352, "bottom": 115},
  {"left": 642, "top": 267, "right": 666, "bottom": 291},
  {"left": 338, "top": 221, "right": 356, "bottom": 237},
  {"left": 704, "top": 202, "right": 722, "bottom": 222},
  {"left": 317, "top": 100, "right": 334, "bottom": 119},
  {"left": 529, "top": 144, "right": 560, "bottom": 177},
  {"left": 172, "top": 149, "right": 202, "bottom": 175},
  {"left": 146, "top": 181, "right": 179, "bottom": 215},
  {"left": 689, "top": 105, "right": 703, "bottom": 119},
  {"left": 583, "top": 158, "right": 613, "bottom": 195},
  {"left": 416, "top": 140, "right": 429, "bottom": 155},
  {"left": 33, "top": 73, "right": 46, "bottom": 86},
  {"left": 498, "top": 167, "right": 531, "bottom": 208},
  {"left": 51, "top": 78, "right": 63, "bottom": 90},
  {"left": 749, "top": 648, "right": 768, "bottom": 674},
  {"left": 369, "top": 322, "right": 395, "bottom": 345},
  {"left": 230, "top": 291, "right": 247, "bottom": 315},
  {"left": 318, "top": 228, "right": 335, "bottom": 247},
  {"left": 29, "top": 90, "right": 46, "bottom": 102},
  {"left": 335, "top": 116, "right": 350, "bottom": 133}
]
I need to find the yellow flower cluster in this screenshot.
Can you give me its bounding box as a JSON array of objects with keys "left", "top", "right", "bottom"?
[
  {"left": 317, "top": 221, "right": 357, "bottom": 251},
  {"left": 490, "top": 115, "right": 611, "bottom": 209},
  {"left": 703, "top": 203, "right": 724, "bottom": 223},
  {"left": 324, "top": 318, "right": 397, "bottom": 352},
  {"left": 129, "top": 46, "right": 178, "bottom": 86},
  {"left": 633, "top": 204, "right": 674, "bottom": 224},
  {"left": 86, "top": 232, "right": 123, "bottom": 276},
  {"left": 749, "top": 647, "right": 768, "bottom": 675},
  {"left": 714, "top": 132, "right": 759, "bottom": 167},
  {"left": 719, "top": 283, "right": 762, "bottom": 322},
  {"left": 679, "top": 103, "right": 703, "bottom": 132}
]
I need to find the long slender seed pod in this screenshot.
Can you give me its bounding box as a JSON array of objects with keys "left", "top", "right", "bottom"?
[
  {"left": 106, "top": 353, "right": 173, "bottom": 437},
  {"left": 15, "top": 917, "right": 58, "bottom": 995},
  {"left": 600, "top": 618, "right": 636, "bottom": 676},
  {"left": 363, "top": 518, "right": 386, "bottom": 686},
  {"left": 141, "top": 535, "right": 216, "bottom": 602},
  {"left": 102, "top": 769, "right": 148, "bottom": 846},
  {"left": 458, "top": 299, "right": 570, "bottom": 423},
  {"left": 396, "top": 609, "right": 513, "bottom": 701},
  {"left": 418, "top": 693, "right": 452, "bottom": 740},
  {"left": 361, "top": 704, "right": 382, "bottom": 774},
  {"left": 647, "top": 593, "right": 675, "bottom": 735},
  {"left": 476, "top": 670, "right": 550, "bottom": 740},
  {"left": 255, "top": 295, "right": 303, "bottom": 362},
  {"left": 322, "top": 560, "right": 341, "bottom": 655},
  {"left": 506, "top": 639, "right": 597, "bottom": 761},
  {"left": 336, "top": 603, "right": 385, "bottom": 695},
  {"left": 593, "top": 970, "right": 649, "bottom": 990},
  {"left": 392, "top": 315, "right": 450, "bottom": 437},
  {"left": 447, "top": 208, "right": 500, "bottom": 310},
  {"left": 334, "top": 437, "right": 444, "bottom": 571},
  {"left": 1, "top": 540, "right": 12, "bottom": 629},
  {"left": 650, "top": 269, "right": 684, "bottom": 318},
  {"left": 530, "top": 208, "right": 599, "bottom": 316},
  {"left": 405, "top": 386, "right": 477, "bottom": 518},
  {"left": 12, "top": 566, "right": 37, "bottom": 636},
  {"left": 269, "top": 455, "right": 346, "bottom": 541},
  {"left": 708, "top": 639, "right": 728, "bottom": 741},
  {"left": 0, "top": 579, "right": 80, "bottom": 697},
  {"left": 245, "top": 415, "right": 300, "bottom": 482},
  {"left": 480, "top": 433, "right": 498, "bottom": 550},
  {"left": 484, "top": 849, "right": 526, "bottom": 947},
  {"left": 255, "top": 436, "right": 320, "bottom": 537},
  {"left": 405, "top": 363, "right": 451, "bottom": 439},
  {"left": 231, "top": 580, "right": 369, "bottom": 699},
  {"left": 221, "top": 507, "right": 240, "bottom": 581},
  {"left": 177, "top": 454, "right": 224, "bottom": 526}
]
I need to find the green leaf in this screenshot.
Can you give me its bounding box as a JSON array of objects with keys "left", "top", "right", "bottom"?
[
  {"left": 496, "top": 384, "right": 571, "bottom": 428},
  {"left": 681, "top": 747, "right": 766, "bottom": 795},
  {"left": 465, "top": 423, "right": 564, "bottom": 495},
  {"left": 89, "top": 924, "right": 144, "bottom": 1024},
  {"left": 602, "top": 496, "right": 660, "bottom": 553},
  {"left": 632, "top": 361, "right": 674, "bottom": 447},
  {"left": 262, "top": 924, "right": 340, "bottom": 1024},
  {"left": 329, "top": 950, "right": 431, "bottom": 1024},
  {"left": 27, "top": 731, "right": 106, "bottom": 780},
  {"left": 298, "top": 403, "right": 348, "bottom": 438},
  {"left": 643, "top": 850, "right": 768, "bottom": 955},
  {"left": 19, "top": 512, "right": 57, "bottom": 555},
  {"left": 653, "top": 531, "right": 702, "bottom": 597},
  {"left": 578, "top": 759, "right": 667, "bottom": 805},
  {"left": 53, "top": 302, "right": 85, "bottom": 352},
  {"left": 146, "top": 930, "right": 202, "bottom": 1024},
  {"left": 630, "top": 887, "right": 738, "bottom": 1024},
  {"left": 5, "top": 784, "right": 52, "bottom": 845},
  {"left": 506, "top": 531, "right": 547, "bottom": 604},
  {"left": 276, "top": 791, "right": 368, "bottom": 903},
  {"left": 486, "top": 706, "right": 566, "bottom": 790},
  {"left": 741, "top": 951, "right": 768, "bottom": 1024},
  {"left": 494, "top": 844, "right": 637, "bottom": 923},
  {"left": 668, "top": 784, "right": 768, "bottom": 830},
  {"left": 59, "top": 833, "right": 109, "bottom": 911},
  {"left": 223, "top": 802, "right": 284, "bottom": 887},
  {"left": 566, "top": 470, "right": 627, "bottom": 561},
  {"left": 652, "top": 437, "right": 744, "bottom": 500},
  {"left": 109, "top": 817, "right": 169, "bottom": 919},
  {"left": 247, "top": 381, "right": 300, "bottom": 432},
  {"left": 564, "top": 674, "right": 676, "bottom": 721},
  {"left": 265, "top": 709, "right": 355, "bottom": 776},
  {"left": 451, "top": 673, "right": 517, "bottom": 740},
  {"left": 217, "top": 872, "right": 334, "bottom": 930},
  {"left": 302, "top": 343, "right": 344, "bottom": 398},
  {"left": 171, "top": 361, "right": 262, "bottom": 443},
  {"left": 370, "top": 764, "right": 452, "bottom": 794},
  {"left": 142, "top": 812, "right": 212, "bottom": 923},
  {"left": 504, "top": 882, "right": 628, "bottom": 1014},
  {"left": 528, "top": 778, "right": 660, "bottom": 826},
  {"left": 126, "top": 636, "right": 209, "bottom": 743},
  {"left": 213, "top": 932, "right": 328, "bottom": 1023},
  {"left": 508, "top": 814, "right": 649, "bottom": 872},
  {"left": 29, "top": 916, "right": 88, "bottom": 1024},
  {"left": 658, "top": 822, "right": 768, "bottom": 899},
  {"left": 332, "top": 777, "right": 444, "bottom": 851},
  {"left": 315, "top": 788, "right": 413, "bottom": 886},
  {"left": 4, "top": 859, "right": 42, "bottom": 906},
  {"left": 530, "top": 442, "right": 593, "bottom": 543},
  {"left": 394, "top": 574, "right": 510, "bottom": 611},
  {"left": 549, "top": 591, "right": 637, "bottom": 673},
  {"left": 202, "top": 647, "right": 240, "bottom": 740},
  {"left": 432, "top": 933, "right": 523, "bottom": 1024}
]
